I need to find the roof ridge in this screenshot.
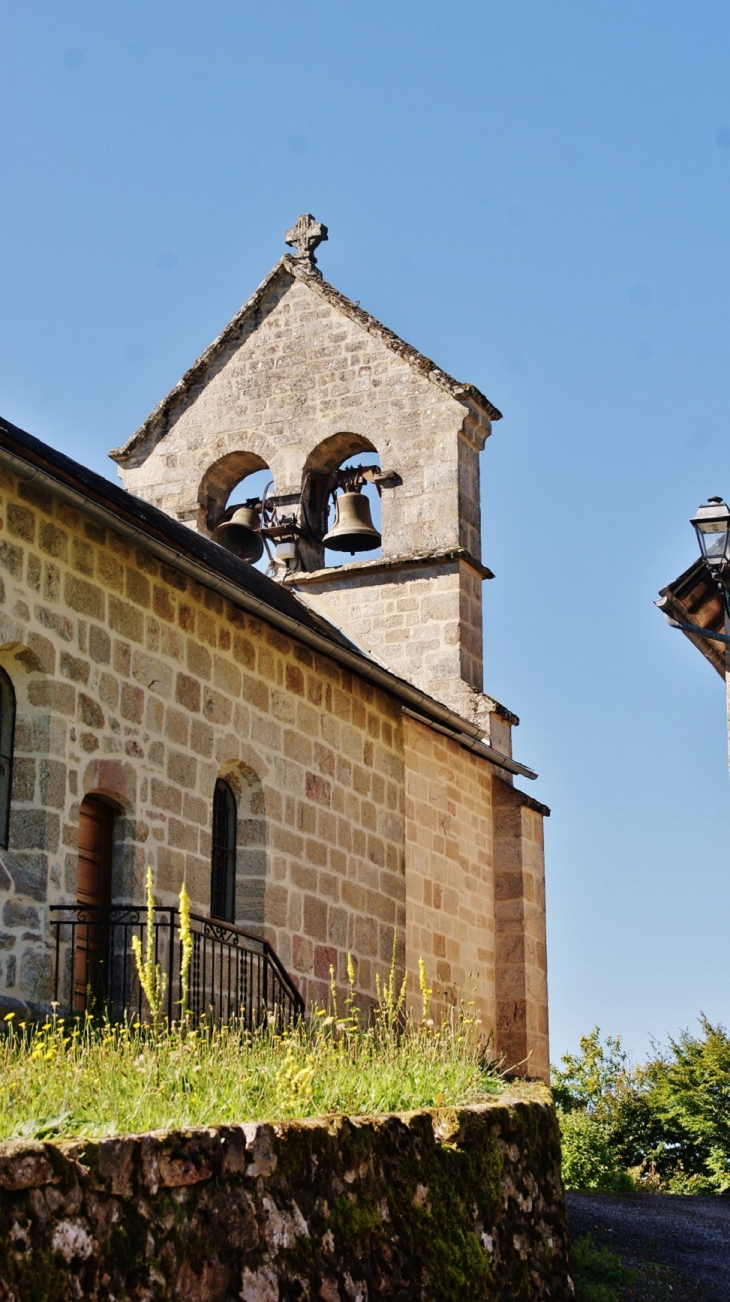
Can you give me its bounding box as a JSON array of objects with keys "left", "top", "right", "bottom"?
[{"left": 110, "top": 255, "right": 501, "bottom": 468}]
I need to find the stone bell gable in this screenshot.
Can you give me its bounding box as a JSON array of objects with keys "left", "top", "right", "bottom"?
[{"left": 110, "top": 219, "right": 511, "bottom": 737}]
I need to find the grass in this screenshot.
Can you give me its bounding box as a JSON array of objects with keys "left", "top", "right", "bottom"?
[
  {"left": 572, "top": 1233, "right": 711, "bottom": 1302},
  {"left": 0, "top": 960, "right": 501, "bottom": 1142},
  {"left": 571, "top": 1234, "right": 636, "bottom": 1302}
]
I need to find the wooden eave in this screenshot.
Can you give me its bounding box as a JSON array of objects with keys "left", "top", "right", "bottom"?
[{"left": 657, "top": 559, "right": 727, "bottom": 678}]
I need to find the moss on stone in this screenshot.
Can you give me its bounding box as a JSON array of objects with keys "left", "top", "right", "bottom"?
[{"left": 0, "top": 1092, "right": 572, "bottom": 1301}]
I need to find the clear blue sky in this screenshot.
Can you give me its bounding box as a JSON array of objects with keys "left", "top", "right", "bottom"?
[{"left": 2, "top": 0, "right": 729, "bottom": 1064}]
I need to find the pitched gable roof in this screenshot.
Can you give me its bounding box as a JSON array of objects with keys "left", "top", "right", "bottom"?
[{"left": 110, "top": 255, "right": 502, "bottom": 468}]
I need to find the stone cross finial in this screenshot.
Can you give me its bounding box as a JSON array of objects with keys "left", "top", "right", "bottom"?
[{"left": 285, "top": 214, "right": 328, "bottom": 265}]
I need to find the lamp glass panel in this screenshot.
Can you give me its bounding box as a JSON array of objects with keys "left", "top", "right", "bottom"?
[{"left": 696, "top": 520, "right": 730, "bottom": 564}]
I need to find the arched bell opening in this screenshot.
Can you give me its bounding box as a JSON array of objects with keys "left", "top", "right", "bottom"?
[
  {"left": 301, "top": 433, "right": 383, "bottom": 571},
  {"left": 200, "top": 452, "right": 275, "bottom": 573},
  {"left": 323, "top": 453, "right": 382, "bottom": 567},
  {"left": 198, "top": 451, "right": 271, "bottom": 534}
]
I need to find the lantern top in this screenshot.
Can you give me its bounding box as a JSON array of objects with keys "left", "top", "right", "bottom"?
[{"left": 691, "top": 495, "right": 728, "bottom": 515}]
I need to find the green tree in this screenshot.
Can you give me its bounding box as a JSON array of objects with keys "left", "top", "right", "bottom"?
[
  {"left": 552, "top": 1027, "right": 630, "bottom": 1113},
  {"left": 645, "top": 1017, "right": 730, "bottom": 1193},
  {"left": 553, "top": 1019, "right": 730, "bottom": 1193}
]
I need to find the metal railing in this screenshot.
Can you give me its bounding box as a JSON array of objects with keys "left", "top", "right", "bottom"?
[{"left": 49, "top": 903, "right": 304, "bottom": 1027}]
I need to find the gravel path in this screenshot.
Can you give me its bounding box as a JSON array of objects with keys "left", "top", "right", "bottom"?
[{"left": 567, "top": 1191, "right": 730, "bottom": 1300}]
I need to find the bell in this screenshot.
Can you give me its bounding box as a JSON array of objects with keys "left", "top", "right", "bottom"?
[
  {"left": 322, "top": 489, "right": 382, "bottom": 554},
  {"left": 212, "top": 505, "right": 264, "bottom": 563}
]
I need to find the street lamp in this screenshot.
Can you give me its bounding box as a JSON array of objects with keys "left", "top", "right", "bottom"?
[
  {"left": 690, "top": 497, "right": 730, "bottom": 577},
  {"left": 656, "top": 496, "right": 730, "bottom": 644}
]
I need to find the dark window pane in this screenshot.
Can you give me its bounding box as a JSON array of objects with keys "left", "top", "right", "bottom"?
[
  {"left": 0, "top": 668, "right": 16, "bottom": 850},
  {"left": 211, "top": 779, "right": 236, "bottom": 921}
]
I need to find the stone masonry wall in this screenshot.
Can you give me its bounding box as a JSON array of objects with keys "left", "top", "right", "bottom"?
[
  {"left": 291, "top": 557, "right": 487, "bottom": 723},
  {"left": 0, "top": 1090, "right": 574, "bottom": 1301},
  {"left": 403, "top": 716, "right": 496, "bottom": 1033},
  {"left": 492, "top": 781, "right": 549, "bottom": 1082},
  {"left": 0, "top": 466, "right": 406, "bottom": 1012}
]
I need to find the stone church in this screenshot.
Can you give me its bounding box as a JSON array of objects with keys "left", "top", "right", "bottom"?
[{"left": 0, "top": 217, "right": 550, "bottom": 1078}]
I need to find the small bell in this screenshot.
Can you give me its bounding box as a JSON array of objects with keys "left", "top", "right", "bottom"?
[
  {"left": 212, "top": 505, "right": 264, "bottom": 563},
  {"left": 322, "top": 489, "right": 382, "bottom": 554}
]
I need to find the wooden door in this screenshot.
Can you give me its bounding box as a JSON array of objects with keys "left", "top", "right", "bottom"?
[{"left": 73, "top": 797, "right": 113, "bottom": 1012}]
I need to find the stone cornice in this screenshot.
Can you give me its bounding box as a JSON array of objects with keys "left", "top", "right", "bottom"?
[{"left": 283, "top": 547, "right": 495, "bottom": 585}]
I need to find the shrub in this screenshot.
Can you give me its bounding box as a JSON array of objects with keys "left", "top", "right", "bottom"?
[{"left": 558, "top": 1111, "right": 634, "bottom": 1193}]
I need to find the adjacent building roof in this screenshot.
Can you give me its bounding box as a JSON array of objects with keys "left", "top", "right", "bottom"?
[
  {"left": 657, "top": 559, "right": 727, "bottom": 678},
  {"left": 0, "top": 414, "right": 539, "bottom": 786},
  {"left": 110, "top": 256, "right": 502, "bottom": 468}
]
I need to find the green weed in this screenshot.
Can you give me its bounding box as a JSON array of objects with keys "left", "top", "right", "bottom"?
[
  {"left": 571, "top": 1233, "right": 635, "bottom": 1302},
  {"left": 0, "top": 955, "right": 500, "bottom": 1141}
]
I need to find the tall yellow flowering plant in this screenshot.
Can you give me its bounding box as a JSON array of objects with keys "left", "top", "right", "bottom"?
[
  {"left": 131, "top": 867, "right": 167, "bottom": 1034},
  {"left": 178, "top": 881, "right": 193, "bottom": 1021}
]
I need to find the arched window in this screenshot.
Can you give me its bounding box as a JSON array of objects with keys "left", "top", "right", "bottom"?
[
  {"left": 0, "top": 668, "right": 16, "bottom": 850},
  {"left": 211, "top": 779, "right": 237, "bottom": 922}
]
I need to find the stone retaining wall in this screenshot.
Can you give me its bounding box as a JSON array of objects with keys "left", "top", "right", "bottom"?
[{"left": 0, "top": 1090, "right": 573, "bottom": 1300}]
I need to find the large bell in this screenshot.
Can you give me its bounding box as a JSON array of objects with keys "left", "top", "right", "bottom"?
[
  {"left": 322, "top": 489, "right": 382, "bottom": 554},
  {"left": 212, "top": 505, "right": 264, "bottom": 563}
]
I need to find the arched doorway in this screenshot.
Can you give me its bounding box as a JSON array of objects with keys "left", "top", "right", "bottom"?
[{"left": 73, "top": 796, "right": 114, "bottom": 1012}]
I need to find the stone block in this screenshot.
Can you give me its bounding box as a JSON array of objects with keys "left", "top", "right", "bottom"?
[
  {"left": 28, "top": 680, "right": 75, "bottom": 716},
  {"left": 0, "top": 851, "right": 47, "bottom": 902},
  {"left": 89, "top": 624, "right": 111, "bottom": 664},
  {"left": 39, "top": 760, "right": 66, "bottom": 809},
  {"left": 303, "top": 894, "right": 328, "bottom": 941},
  {"left": 11, "top": 759, "right": 35, "bottom": 804},
  {"left": 131, "top": 650, "right": 173, "bottom": 698},
  {"left": 168, "top": 751, "right": 197, "bottom": 791},
  {"left": 72, "top": 537, "right": 95, "bottom": 576},
  {"left": 97, "top": 551, "right": 124, "bottom": 592},
  {"left": 59, "top": 652, "right": 89, "bottom": 684},
  {"left": 176, "top": 673, "right": 201, "bottom": 713},
  {"left": 305, "top": 773, "right": 331, "bottom": 807},
  {"left": 7, "top": 503, "right": 35, "bottom": 543},
  {"left": 34, "top": 606, "right": 72, "bottom": 643},
  {"left": 203, "top": 687, "right": 232, "bottom": 726},
  {"left": 18, "top": 945, "right": 53, "bottom": 1001},
  {"left": 3, "top": 900, "right": 40, "bottom": 929},
  {"left": 109, "top": 595, "right": 144, "bottom": 643},
  {"left": 65, "top": 574, "right": 105, "bottom": 621},
  {"left": 150, "top": 778, "right": 182, "bottom": 815},
  {"left": 120, "top": 684, "right": 144, "bottom": 724},
  {"left": 125, "top": 568, "right": 151, "bottom": 608},
  {"left": 153, "top": 585, "right": 175, "bottom": 623},
  {"left": 187, "top": 641, "right": 211, "bottom": 680},
  {"left": 77, "top": 694, "right": 104, "bottom": 729},
  {"left": 213, "top": 655, "right": 241, "bottom": 697}
]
